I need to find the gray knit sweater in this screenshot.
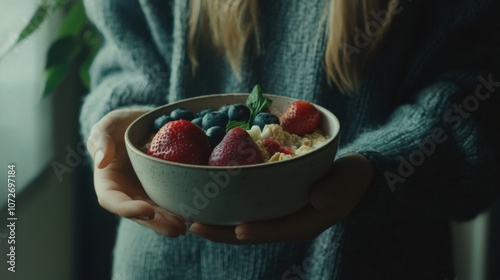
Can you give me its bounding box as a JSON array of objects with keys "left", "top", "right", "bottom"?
[{"left": 80, "top": 0, "right": 500, "bottom": 279}]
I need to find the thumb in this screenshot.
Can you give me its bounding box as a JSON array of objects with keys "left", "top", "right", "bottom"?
[
  {"left": 86, "top": 109, "right": 146, "bottom": 168},
  {"left": 87, "top": 121, "right": 117, "bottom": 169},
  {"left": 310, "top": 153, "right": 373, "bottom": 212},
  {"left": 310, "top": 171, "right": 346, "bottom": 211}
]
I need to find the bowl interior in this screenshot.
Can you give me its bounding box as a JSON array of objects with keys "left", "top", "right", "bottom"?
[{"left": 126, "top": 93, "right": 340, "bottom": 167}]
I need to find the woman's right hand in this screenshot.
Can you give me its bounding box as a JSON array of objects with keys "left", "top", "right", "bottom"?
[{"left": 86, "top": 108, "right": 187, "bottom": 237}]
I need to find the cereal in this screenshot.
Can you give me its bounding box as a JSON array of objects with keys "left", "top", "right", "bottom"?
[{"left": 251, "top": 124, "right": 328, "bottom": 162}]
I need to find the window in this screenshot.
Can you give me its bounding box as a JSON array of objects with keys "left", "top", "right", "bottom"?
[{"left": 0, "top": 0, "right": 61, "bottom": 208}]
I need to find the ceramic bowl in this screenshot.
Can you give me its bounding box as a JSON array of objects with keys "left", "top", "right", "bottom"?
[{"left": 125, "top": 94, "right": 340, "bottom": 225}]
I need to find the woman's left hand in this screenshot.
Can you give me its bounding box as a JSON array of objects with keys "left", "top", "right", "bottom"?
[{"left": 189, "top": 153, "right": 374, "bottom": 244}]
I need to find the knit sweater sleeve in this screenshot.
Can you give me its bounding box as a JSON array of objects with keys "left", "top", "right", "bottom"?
[
  {"left": 339, "top": 78, "right": 499, "bottom": 223},
  {"left": 339, "top": 1, "right": 500, "bottom": 223},
  {"left": 79, "top": 0, "right": 171, "bottom": 141}
]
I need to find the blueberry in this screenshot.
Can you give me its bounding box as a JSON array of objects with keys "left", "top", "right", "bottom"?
[
  {"left": 154, "top": 115, "right": 175, "bottom": 131},
  {"left": 170, "top": 108, "right": 194, "bottom": 121},
  {"left": 195, "top": 108, "right": 215, "bottom": 118},
  {"left": 191, "top": 117, "right": 203, "bottom": 128},
  {"left": 202, "top": 111, "right": 229, "bottom": 130},
  {"left": 206, "top": 126, "right": 226, "bottom": 148},
  {"left": 251, "top": 113, "right": 280, "bottom": 129},
  {"left": 228, "top": 104, "right": 251, "bottom": 121},
  {"left": 218, "top": 104, "right": 231, "bottom": 116}
]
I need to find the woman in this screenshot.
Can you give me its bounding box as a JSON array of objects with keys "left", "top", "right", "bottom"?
[{"left": 82, "top": 0, "right": 500, "bottom": 279}]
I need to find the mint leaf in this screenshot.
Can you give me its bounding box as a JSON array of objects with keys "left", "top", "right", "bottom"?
[
  {"left": 253, "top": 97, "right": 272, "bottom": 116},
  {"left": 226, "top": 120, "right": 250, "bottom": 132},
  {"left": 225, "top": 84, "right": 272, "bottom": 132},
  {"left": 246, "top": 84, "right": 262, "bottom": 111},
  {"left": 246, "top": 84, "right": 272, "bottom": 120}
]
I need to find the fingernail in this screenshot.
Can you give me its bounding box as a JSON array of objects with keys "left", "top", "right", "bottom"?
[
  {"left": 189, "top": 225, "right": 199, "bottom": 233},
  {"left": 237, "top": 235, "right": 254, "bottom": 241},
  {"left": 94, "top": 149, "right": 104, "bottom": 167}
]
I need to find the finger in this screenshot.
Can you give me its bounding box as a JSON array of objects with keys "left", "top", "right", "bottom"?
[
  {"left": 234, "top": 205, "right": 337, "bottom": 243},
  {"left": 87, "top": 124, "right": 116, "bottom": 169},
  {"left": 94, "top": 168, "right": 156, "bottom": 220},
  {"left": 135, "top": 207, "right": 187, "bottom": 237},
  {"left": 309, "top": 173, "right": 349, "bottom": 211},
  {"left": 95, "top": 172, "right": 187, "bottom": 237},
  {"left": 97, "top": 188, "right": 156, "bottom": 220},
  {"left": 190, "top": 205, "right": 338, "bottom": 244},
  {"left": 189, "top": 223, "right": 252, "bottom": 244},
  {"left": 310, "top": 154, "right": 372, "bottom": 212},
  {"left": 155, "top": 206, "right": 187, "bottom": 235},
  {"left": 87, "top": 109, "right": 145, "bottom": 168}
]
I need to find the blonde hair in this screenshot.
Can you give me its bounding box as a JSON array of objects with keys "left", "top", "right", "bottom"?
[{"left": 188, "top": 0, "right": 398, "bottom": 93}]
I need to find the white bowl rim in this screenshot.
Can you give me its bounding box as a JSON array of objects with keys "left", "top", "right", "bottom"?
[{"left": 125, "top": 93, "right": 341, "bottom": 170}]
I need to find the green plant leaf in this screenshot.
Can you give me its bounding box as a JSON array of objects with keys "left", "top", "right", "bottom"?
[
  {"left": 59, "top": 0, "right": 86, "bottom": 37},
  {"left": 17, "top": 0, "right": 71, "bottom": 44},
  {"left": 16, "top": 1, "right": 53, "bottom": 44},
  {"left": 78, "top": 27, "right": 101, "bottom": 89},
  {"left": 0, "top": 0, "right": 73, "bottom": 62},
  {"left": 76, "top": 25, "right": 101, "bottom": 89},
  {"left": 79, "top": 54, "right": 92, "bottom": 89},
  {"left": 83, "top": 26, "right": 101, "bottom": 49},
  {"left": 43, "top": 64, "right": 69, "bottom": 98},
  {"left": 45, "top": 36, "right": 81, "bottom": 69}
]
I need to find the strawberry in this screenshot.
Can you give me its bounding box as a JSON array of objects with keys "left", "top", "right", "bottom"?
[
  {"left": 263, "top": 137, "right": 294, "bottom": 157},
  {"left": 208, "top": 127, "right": 264, "bottom": 166},
  {"left": 263, "top": 137, "right": 281, "bottom": 156},
  {"left": 279, "top": 100, "right": 320, "bottom": 136},
  {"left": 147, "top": 120, "right": 211, "bottom": 165},
  {"left": 279, "top": 146, "right": 295, "bottom": 155}
]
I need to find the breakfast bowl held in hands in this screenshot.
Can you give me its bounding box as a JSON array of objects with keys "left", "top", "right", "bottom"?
[{"left": 125, "top": 89, "right": 341, "bottom": 225}]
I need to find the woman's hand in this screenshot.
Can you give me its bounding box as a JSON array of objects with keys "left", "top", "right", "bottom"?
[
  {"left": 87, "top": 109, "right": 187, "bottom": 237},
  {"left": 189, "top": 153, "right": 373, "bottom": 243}
]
